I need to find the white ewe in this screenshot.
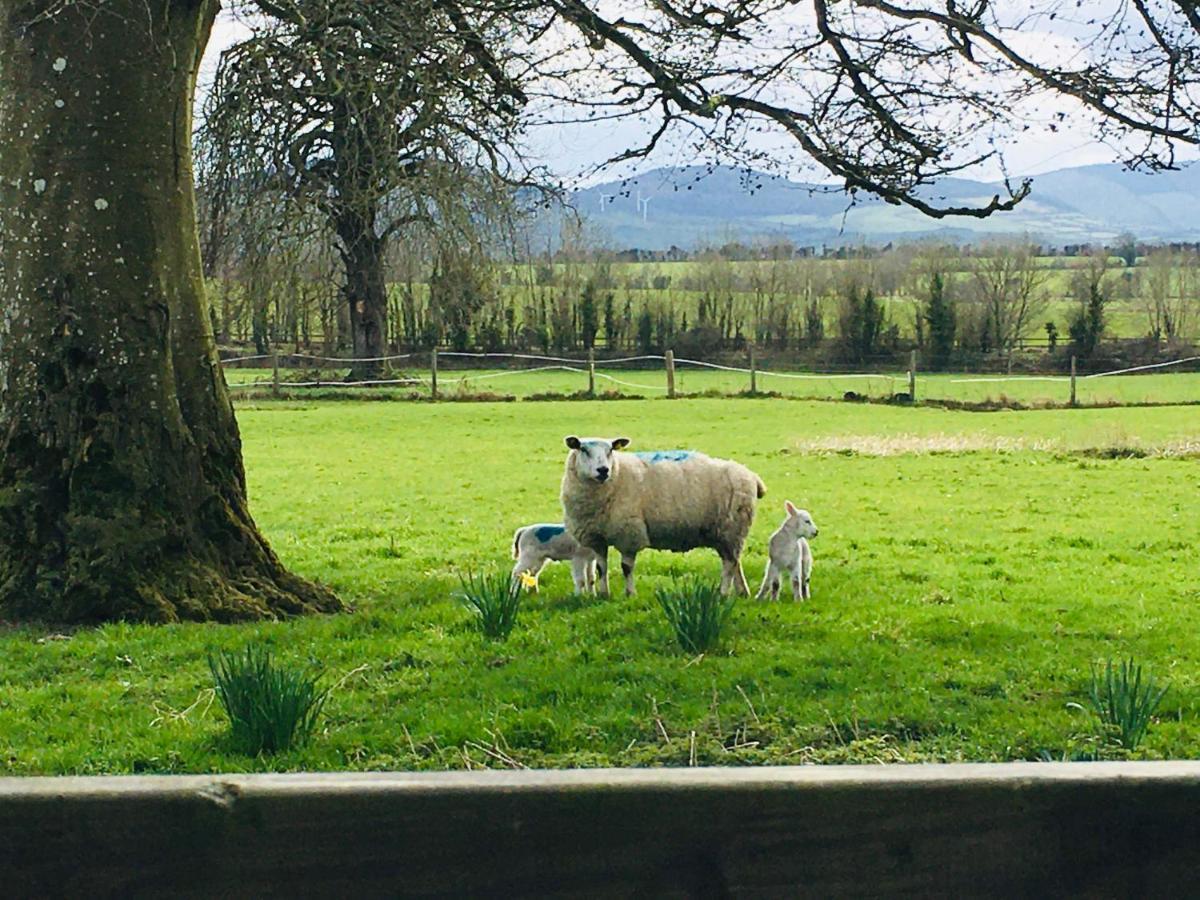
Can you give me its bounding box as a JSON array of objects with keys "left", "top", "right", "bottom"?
[
  {"left": 560, "top": 436, "right": 766, "bottom": 596},
  {"left": 756, "top": 501, "right": 818, "bottom": 601},
  {"left": 511, "top": 524, "right": 598, "bottom": 593}
]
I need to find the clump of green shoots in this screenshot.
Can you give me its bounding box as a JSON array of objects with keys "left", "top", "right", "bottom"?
[
  {"left": 208, "top": 646, "right": 329, "bottom": 755},
  {"left": 458, "top": 571, "right": 523, "bottom": 640},
  {"left": 657, "top": 578, "right": 735, "bottom": 653},
  {"left": 1081, "top": 657, "right": 1169, "bottom": 752}
]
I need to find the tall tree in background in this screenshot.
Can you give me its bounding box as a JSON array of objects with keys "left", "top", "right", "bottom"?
[
  {"left": 201, "top": 1, "right": 533, "bottom": 378},
  {"left": 924, "top": 272, "right": 957, "bottom": 371},
  {"left": 1068, "top": 253, "right": 1112, "bottom": 361}
]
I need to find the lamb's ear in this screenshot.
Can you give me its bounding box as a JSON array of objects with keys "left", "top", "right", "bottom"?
[
  {"left": 565, "top": 436, "right": 582, "bottom": 450},
  {"left": 611, "top": 437, "right": 631, "bottom": 450},
  {"left": 785, "top": 500, "right": 798, "bottom": 516}
]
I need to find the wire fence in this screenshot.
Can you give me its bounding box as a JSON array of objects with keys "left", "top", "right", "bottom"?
[{"left": 220, "top": 348, "right": 1200, "bottom": 408}]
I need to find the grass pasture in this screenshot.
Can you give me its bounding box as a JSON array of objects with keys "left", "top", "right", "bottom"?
[
  {"left": 224, "top": 363, "right": 1200, "bottom": 407},
  {"left": 1, "top": 399, "right": 1198, "bottom": 774}
]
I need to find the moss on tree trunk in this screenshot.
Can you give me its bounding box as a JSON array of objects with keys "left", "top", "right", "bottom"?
[{"left": 0, "top": 0, "right": 342, "bottom": 623}]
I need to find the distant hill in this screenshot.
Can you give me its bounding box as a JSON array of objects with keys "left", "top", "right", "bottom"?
[{"left": 563, "top": 163, "right": 1200, "bottom": 250}]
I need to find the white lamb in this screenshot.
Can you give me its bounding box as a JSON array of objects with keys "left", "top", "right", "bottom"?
[
  {"left": 756, "top": 501, "right": 818, "bottom": 601},
  {"left": 511, "top": 523, "right": 598, "bottom": 593},
  {"left": 560, "top": 436, "right": 767, "bottom": 596}
]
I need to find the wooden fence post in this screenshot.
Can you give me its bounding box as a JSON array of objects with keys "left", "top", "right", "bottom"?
[
  {"left": 909, "top": 349, "right": 917, "bottom": 402},
  {"left": 1070, "top": 355, "right": 1077, "bottom": 407},
  {"left": 588, "top": 347, "right": 595, "bottom": 396},
  {"left": 749, "top": 344, "right": 757, "bottom": 394},
  {"left": 431, "top": 347, "right": 439, "bottom": 400},
  {"left": 271, "top": 350, "right": 280, "bottom": 398},
  {"left": 665, "top": 349, "right": 676, "bottom": 399}
]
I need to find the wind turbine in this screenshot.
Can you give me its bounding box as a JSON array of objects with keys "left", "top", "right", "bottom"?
[{"left": 636, "top": 190, "right": 654, "bottom": 222}]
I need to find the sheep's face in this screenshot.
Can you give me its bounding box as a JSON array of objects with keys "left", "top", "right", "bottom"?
[
  {"left": 564, "top": 436, "right": 630, "bottom": 484},
  {"left": 784, "top": 501, "right": 819, "bottom": 539}
]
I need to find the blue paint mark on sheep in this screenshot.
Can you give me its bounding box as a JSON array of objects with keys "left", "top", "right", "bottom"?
[
  {"left": 534, "top": 525, "right": 566, "bottom": 542},
  {"left": 634, "top": 451, "right": 693, "bottom": 464}
]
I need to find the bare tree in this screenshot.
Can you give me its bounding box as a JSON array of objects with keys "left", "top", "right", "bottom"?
[
  {"left": 201, "top": 1, "right": 537, "bottom": 378},
  {"left": 969, "top": 242, "right": 1048, "bottom": 354},
  {"left": 545, "top": 0, "right": 1199, "bottom": 217},
  {"left": 1139, "top": 248, "right": 1197, "bottom": 345}
]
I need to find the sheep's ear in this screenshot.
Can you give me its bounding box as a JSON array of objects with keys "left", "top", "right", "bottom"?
[
  {"left": 785, "top": 500, "right": 798, "bottom": 516},
  {"left": 565, "top": 436, "right": 582, "bottom": 449},
  {"left": 611, "top": 437, "right": 631, "bottom": 450}
]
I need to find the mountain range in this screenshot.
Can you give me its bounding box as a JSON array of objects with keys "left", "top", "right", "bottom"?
[{"left": 563, "top": 162, "right": 1200, "bottom": 250}]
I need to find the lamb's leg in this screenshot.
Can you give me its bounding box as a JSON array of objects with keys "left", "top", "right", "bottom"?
[
  {"left": 592, "top": 544, "right": 610, "bottom": 596},
  {"left": 791, "top": 566, "right": 802, "bottom": 601},
  {"left": 512, "top": 554, "right": 543, "bottom": 592},
  {"left": 621, "top": 552, "right": 638, "bottom": 597},
  {"left": 755, "top": 563, "right": 775, "bottom": 600},
  {"left": 569, "top": 555, "right": 588, "bottom": 593},
  {"left": 733, "top": 556, "right": 751, "bottom": 597},
  {"left": 586, "top": 556, "right": 597, "bottom": 592},
  {"left": 719, "top": 557, "right": 734, "bottom": 595}
]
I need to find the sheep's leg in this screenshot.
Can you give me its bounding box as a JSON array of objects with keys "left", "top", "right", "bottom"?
[
  {"left": 620, "top": 552, "right": 638, "bottom": 597},
  {"left": 585, "top": 557, "right": 597, "bottom": 592},
  {"left": 802, "top": 573, "right": 811, "bottom": 600},
  {"left": 791, "top": 567, "right": 803, "bottom": 601},
  {"left": 720, "top": 548, "right": 750, "bottom": 597}
]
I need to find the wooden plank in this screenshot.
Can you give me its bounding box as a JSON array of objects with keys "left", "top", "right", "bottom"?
[{"left": 3, "top": 763, "right": 1200, "bottom": 897}]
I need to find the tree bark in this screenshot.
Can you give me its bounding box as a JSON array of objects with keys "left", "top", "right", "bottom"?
[
  {"left": 0, "top": 0, "right": 342, "bottom": 623},
  {"left": 335, "top": 212, "right": 388, "bottom": 382}
]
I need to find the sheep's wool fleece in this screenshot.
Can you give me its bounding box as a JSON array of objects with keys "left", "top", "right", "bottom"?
[{"left": 562, "top": 450, "right": 765, "bottom": 556}]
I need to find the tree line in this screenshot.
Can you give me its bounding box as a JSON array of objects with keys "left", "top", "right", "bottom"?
[{"left": 205, "top": 224, "right": 1200, "bottom": 371}]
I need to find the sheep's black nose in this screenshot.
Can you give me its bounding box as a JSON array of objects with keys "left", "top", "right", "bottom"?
[{"left": 596, "top": 466, "right": 609, "bottom": 481}]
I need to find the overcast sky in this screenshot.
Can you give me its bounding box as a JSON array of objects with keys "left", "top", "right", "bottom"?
[{"left": 199, "top": 11, "right": 1186, "bottom": 190}]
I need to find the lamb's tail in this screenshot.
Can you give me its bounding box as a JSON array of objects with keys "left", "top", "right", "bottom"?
[
  {"left": 755, "top": 476, "right": 767, "bottom": 499},
  {"left": 512, "top": 527, "right": 526, "bottom": 559}
]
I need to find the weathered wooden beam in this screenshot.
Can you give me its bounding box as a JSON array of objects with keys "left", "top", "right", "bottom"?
[{"left": 3, "top": 763, "right": 1200, "bottom": 896}]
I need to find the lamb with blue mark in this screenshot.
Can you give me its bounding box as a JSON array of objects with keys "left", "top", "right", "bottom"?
[
  {"left": 561, "top": 436, "right": 766, "bottom": 596},
  {"left": 511, "top": 523, "right": 599, "bottom": 593}
]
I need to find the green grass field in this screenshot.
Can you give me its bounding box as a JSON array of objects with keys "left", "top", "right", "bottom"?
[
  {"left": 225, "top": 363, "right": 1200, "bottom": 407},
  {"left": 1, "top": 399, "right": 1198, "bottom": 774}
]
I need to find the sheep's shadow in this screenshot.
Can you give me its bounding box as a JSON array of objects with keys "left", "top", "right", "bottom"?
[{"left": 546, "top": 590, "right": 608, "bottom": 613}]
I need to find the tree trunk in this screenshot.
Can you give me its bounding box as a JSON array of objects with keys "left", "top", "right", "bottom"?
[
  {"left": 0, "top": 0, "right": 342, "bottom": 623},
  {"left": 336, "top": 217, "right": 388, "bottom": 381}
]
